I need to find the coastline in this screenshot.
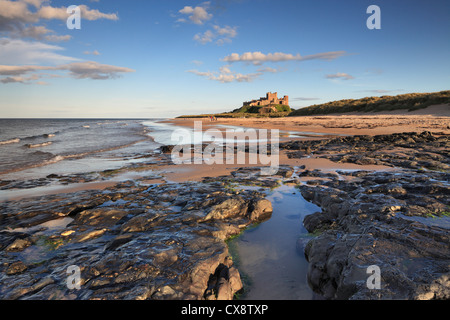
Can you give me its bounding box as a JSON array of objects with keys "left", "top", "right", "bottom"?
[
  {"left": 163, "top": 105, "right": 450, "bottom": 137},
  {"left": 0, "top": 112, "right": 449, "bottom": 300}
]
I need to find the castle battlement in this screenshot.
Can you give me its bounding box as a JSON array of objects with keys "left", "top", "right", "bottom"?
[{"left": 243, "top": 92, "right": 289, "bottom": 107}]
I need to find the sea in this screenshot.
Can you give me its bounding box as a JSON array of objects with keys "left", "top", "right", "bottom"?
[
  {"left": 0, "top": 119, "right": 178, "bottom": 179},
  {"left": 0, "top": 119, "right": 327, "bottom": 299}
]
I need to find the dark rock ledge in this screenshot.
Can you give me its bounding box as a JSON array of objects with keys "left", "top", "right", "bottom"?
[
  {"left": 0, "top": 178, "right": 274, "bottom": 300},
  {"left": 282, "top": 132, "right": 449, "bottom": 300}
]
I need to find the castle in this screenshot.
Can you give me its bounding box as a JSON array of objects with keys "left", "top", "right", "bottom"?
[{"left": 243, "top": 92, "right": 289, "bottom": 107}]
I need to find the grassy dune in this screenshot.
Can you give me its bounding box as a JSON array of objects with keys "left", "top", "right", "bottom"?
[
  {"left": 289, "top": 90, "right": 450, "bottom": 116},
  {"left": 176, "top": 91, "right": 450, "bottom": 119}
]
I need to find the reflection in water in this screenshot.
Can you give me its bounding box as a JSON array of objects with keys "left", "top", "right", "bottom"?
[{"left": 230, "top": 184, "right": 322, "bottom": 300}]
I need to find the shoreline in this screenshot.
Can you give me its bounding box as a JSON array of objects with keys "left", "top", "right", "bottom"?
[
  {"left": 162, "top": 104, "right": 450, "bottom": 137},
  {"left": 163, "top": 115, "right": 450, "bottom": 137},
  {"left": 0, "top": 115, "right": 449, "bottom": 300}
]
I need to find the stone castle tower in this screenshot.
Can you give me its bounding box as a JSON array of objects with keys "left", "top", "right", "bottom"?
[{"left": 243, "top": 92, "right": 289, "bottom": 107}]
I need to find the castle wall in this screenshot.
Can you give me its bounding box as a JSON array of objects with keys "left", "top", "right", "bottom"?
[{"left": 244, "top": 92, "right": 289, "bottom": 107}]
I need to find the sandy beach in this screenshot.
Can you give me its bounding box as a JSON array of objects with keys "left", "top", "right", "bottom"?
[
  {"left": 157, "top": 104, "right": 449, "bottom": 181},
  {"left": 164, "top": 104, "right": 450, "bottom": 138}
]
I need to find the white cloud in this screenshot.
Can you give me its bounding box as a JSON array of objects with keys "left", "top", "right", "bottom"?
[
  {"left": 11, "top": 25, "right": 71, "bottom": 42},
  {"left": 0, "top": 37, "right": 79, "bottom": 64},
  {"left": 178, "top": 2, "right": 212, "bottom": 25},
  {"left": 0, "top": 60, "right": 135, "bottom": 84},
  {"left": 17, "top": 25, "right": 50, "bottom": 38},
  {"left": 187, "top": 64, "right": 264, "bottom": 83},
  {"left": 188, "top": 68, "right": 262, "bottom": 83},
  {"left": 194, "top": 25, "right": 238, "bottom": 45},
  {"left": 60, "top": 61, "right": 134, "bottom": 80},
  {"left": 0, "top": 2, "right": 131, "bottom": 85},
  {"left": 0, "top": 0, "right": 37, "bottom": 23},
  {"left": 0, "top": 0, "right": 118, "bottom": 40},
  {"left": 0, "top": 73, "right": 46, "bottom": 84},
  {"left": 256, "top": 66, "right": 282, "bottom": 73},
  {"left": 214, "top": 25, "right": 237, "bottom": 38},
  {"left": 37, "top": 4, "right": 118, "bottom": 21},
  {"left": 0, "top": 64, "right": 52, "bottom": 75},
  {"left": 223, "top": 51, "right": 347, "bottom": 65},
  {"left": 325, "top": 72, "right": 354, "bottom": 80},
  {"left": 193, "top": 29, "right": 215, "bottom": 44}
]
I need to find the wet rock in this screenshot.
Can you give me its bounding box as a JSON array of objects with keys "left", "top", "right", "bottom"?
[
  {"left": 6, "top": 131, "right": 446, "bottom": 300},
  {"left": 152, "top": 285, "right": 182, "bottom": 300},
  {"left": 104, "top": 234, "right": 134, "bottom": 251},
  {"left": 5, "top": 277, "right": 54, "bottom": 300},
  {"left": 6, "top": 261, "right": 28, "bottom": 275},
  {"left": 159, "top": 145, "right": 175, "bottom": 153},
  {"left": 120, "top": 215, "right": 150, "bottom": 233},
  {"left": 153, "top": 248, "right": 179, "bottom": 268},
  {"left": 72, "top": 208, "right": 129, "bottom": 227},
  {"left": 281, "top": 131, "right": 450, "bottom": 172},
  {"left": 202, "top": 197, "right": 248, "bottom": 222},
  {"left": 204, "top": 256, "right": 242, "bottom": 300},
  {"left": 415, "top": 274, "right": 450, "bottom": 300},
  {"left": 277, "top": 166, "right": 294, "bottom": 178},
  {"left": 5, "top": 238, "right": 31, "bottom": 252},
  {"left": 0, "top": 175, "right": 276, "bottom": 300},
  {"left": 75, "top": 229, "right": 107, "bottom": 242},
  {"left": 300, "top": 168, "right": 450, "bottom": 300},
  {"left": 248, "top": 199, "right": 273, "bottom": 221}
]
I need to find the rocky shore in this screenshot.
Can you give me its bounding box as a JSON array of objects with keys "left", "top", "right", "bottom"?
[
  {"left": 0, "top": 131, "right": 449, "bottom": 300},
  {"left": 283, "top": 131, "right": 450, "bottom": 299},
  {"left": 0, "top": 170, "right": 276, "bottom": 300}
]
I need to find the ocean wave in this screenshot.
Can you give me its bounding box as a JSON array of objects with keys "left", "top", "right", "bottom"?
[
  {"left": 24, "top": 142, "right": 53, "bottom": 148},
  {"left": 0, "top": 154, "right": 65, "bottom": 175},
  {"left": 42, "top": 155, "right": 66, "bottom": 165},
  {"left": 0, "top": 135, "right": 151, "bottom": 175},
  {"left": 21, "top": 131, "right": 59, "bottom": 141},
  {"left": 0, "top": 138, "right": 20, "bottom": 146}
]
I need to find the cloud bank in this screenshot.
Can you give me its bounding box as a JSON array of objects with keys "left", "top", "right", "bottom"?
[
  {"left": 0, "top": 61, "right": 135, "bottom": 84},
  {"left": 188, "top": 49, "right": 348, "bottom": 83},
  {"left": 0, "top": 0, "right": 118, "bottom": 40},
  {"left": 222, "top": 51, "right": 347, "bottom": 65},
  {"left": 0, "top": 1, "right": 132, "bottom": 85}
]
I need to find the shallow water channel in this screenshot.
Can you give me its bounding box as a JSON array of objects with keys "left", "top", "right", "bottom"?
[{"left": 229, "top": 184, "right": 323, "bottom": 300}]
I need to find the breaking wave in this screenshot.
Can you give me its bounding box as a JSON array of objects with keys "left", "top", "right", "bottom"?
[
  {"left": 24, "top": 142, "right": 53, "bottom": 148},
  {"left": 0, "top": 138, "right": 20, "bottom": 146}
]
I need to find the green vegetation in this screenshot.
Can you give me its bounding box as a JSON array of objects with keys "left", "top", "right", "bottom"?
[
  {"left": 235, "top": 104, "right": 291, "bottom": 114},
  {"left": 176, "top": 90, "right": 449, "bottom": 119},
  {"left": 289, "top": 90, "right": 450, "bottom": 116},
  {"left": 37, "top": 235, "right": 66, "bottom": 251},
  {"left": 177, "top": 111, "right": 291, "bottom": 119},
  {"left": 177, "top": 103, "right": 292, "bottom": 119},
  {"left": 225, "top": 231, "right": 252, "bottom": 300}
]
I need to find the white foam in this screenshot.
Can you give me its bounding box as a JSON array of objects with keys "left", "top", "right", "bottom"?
[
  {"left": 25, "top": 141, "right": 53, "bottom": 148},
  {"left": 0, "top": 138, "right": 20, "bottom": 145}
]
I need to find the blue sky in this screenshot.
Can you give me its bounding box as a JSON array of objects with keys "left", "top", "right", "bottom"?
[{"left": 0, "top": 0, "right": 449, "bottom": 118}]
